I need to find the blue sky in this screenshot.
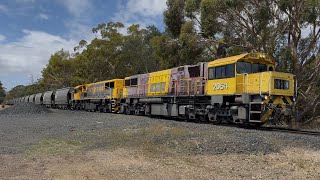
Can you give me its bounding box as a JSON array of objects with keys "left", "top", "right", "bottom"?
[{"left": 0, "top": 0, "right": 167, "bottom": 90}]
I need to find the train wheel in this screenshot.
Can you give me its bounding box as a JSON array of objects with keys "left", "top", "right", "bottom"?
[
  {"left": 125, "top": 106, "right": 131, "bottom": 115},
  {"left": 208, "top": 113, "right": 221, "bottom": 124},
  {"left": 251, "top": 123, "right": 264, "bottom": 128}
]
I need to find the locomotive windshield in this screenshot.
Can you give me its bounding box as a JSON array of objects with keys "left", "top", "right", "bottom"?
[
  {"left": 236, "top": 61, "right": 267, "bottom": 74},
  {"left": 236, "top": 62, "right": 252, "bottom": 74},
  {"left": 74, "top": 86, "right": 83, "bottom": 93},
  {"left": 105, "top": 81, "right": 115, "bottom": 89},
  {"left": 252, "top": 63, "right": 267, "bottom": 73}
]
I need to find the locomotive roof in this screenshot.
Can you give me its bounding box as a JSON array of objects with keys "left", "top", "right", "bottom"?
[
  {"left": 208, "top": 53, "right": 275, "bottom": 66},
  {"left": 74, "top": 79, "right": 123, "bottom": 88}
]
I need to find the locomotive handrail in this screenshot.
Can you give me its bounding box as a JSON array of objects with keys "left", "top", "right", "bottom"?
[
  {"left": 269, "top": 73, "right": 272, "bottom": 96},
  {"left": 127, "top": 77, "right": 207, "bottom": 97},
  {"left": 259, "top": 73, "right": 263, "bottom": 96}
]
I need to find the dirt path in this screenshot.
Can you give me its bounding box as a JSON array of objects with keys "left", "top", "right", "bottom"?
[
  {"left": 0, "top": 105, "right": 9, "bottom": 111},
  {"left": 1, "top": 147, "right": 319, "bottom": 180}
]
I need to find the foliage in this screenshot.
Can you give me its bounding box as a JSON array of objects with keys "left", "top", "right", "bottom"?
[
  {"left": 164, "top": 0, "right": 185, "bottom": 38},
  {"left": 0, "top": 81, "right": 5, "bottom": 103},
  {"left": 72, "top": 23, "right": 162, "bottom": 83},
  {"left": 5, "top": 83, "right": 44, "bottom": 101},
  {"left": 41, "top": 50, "right": 76, "bottom": 89},
  {"left": 162, "top": 0, "right": 320, "bottom": 123}
]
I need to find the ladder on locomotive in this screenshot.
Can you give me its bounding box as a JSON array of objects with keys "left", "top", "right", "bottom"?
[{"left": 241, "top": 73, "right": 266, "bottom": 122}]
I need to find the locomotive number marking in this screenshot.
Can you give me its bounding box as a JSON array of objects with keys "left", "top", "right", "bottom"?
[{"left": 213, "top": 83, "right": 228, "bottom": 90}]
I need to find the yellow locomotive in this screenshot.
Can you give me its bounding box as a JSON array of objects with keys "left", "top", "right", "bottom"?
[
  {"left": 121, "top": 52, "right": 294, "bottom": 125},
  {"left": 72, "top": 79, "right": 124, "bottom": 112},
  {"left": 206, "top": 53, "right": 294, "bottom": 125}
]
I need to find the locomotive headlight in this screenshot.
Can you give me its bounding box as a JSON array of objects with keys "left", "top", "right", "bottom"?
[{"left": 264, "top": 95, "right": 268, "bottom": 100}]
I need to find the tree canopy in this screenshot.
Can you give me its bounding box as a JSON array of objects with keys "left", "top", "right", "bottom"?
[{"left": 0, "top": 81, "right": 5, "bottom": 104}]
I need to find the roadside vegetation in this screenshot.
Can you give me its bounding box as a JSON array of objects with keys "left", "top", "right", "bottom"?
[{"left": 4, "top": 0, "right": 320, "bottom": 124}]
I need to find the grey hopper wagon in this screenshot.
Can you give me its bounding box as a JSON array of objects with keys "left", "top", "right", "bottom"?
[
  {"left": 55, "top": 87, "right": 72, "bottom": 109},
  {"left": 31, "top": 94, "right": 37, "bottom": 103},
  {"left": 43, "top": 91, "right": 55, "bottom": 108},
  {"left": 34, "top": 93, "right": 43, "bottom": 105},
  {"left": 27, "top": 95, "right": 33, "bottom": 102}
]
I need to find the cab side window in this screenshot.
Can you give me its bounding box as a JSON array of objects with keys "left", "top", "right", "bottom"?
[
  {"left": 216, "top": 66, "right": 222, "bottom": 79},
  {"left": 208, "top": 67, "right": 215, "bottom": 80},
  {"left": 226, "top": 64, "right": 235, "bottom": 77},
  {"left": 125, "top": 80, "right": 130, "bottom": 86},
  {"left": 208, "top": 64, "right": 235, "bottom": 80},
  {"left": 131, "top": 78, "right": 138, "bottom": 86},
  {"left": 109, "top": 81, "right": 115, "bottom": 88}
]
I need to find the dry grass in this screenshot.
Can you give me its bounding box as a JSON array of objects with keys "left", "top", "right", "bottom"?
[
  {"left": 71, "top": 123, "right": 191, "bottom": 156},
  {"left": 26, "top": 139, "right": 83, "bottom": 156},
  {"left": 300, "top": 120, "right": 320, "bottom": 130},
  {"left": 1, "top": 147, "right": 319, "bottom": 180}
]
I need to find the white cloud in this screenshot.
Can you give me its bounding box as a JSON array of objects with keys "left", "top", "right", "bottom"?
[
  {"left": 58, "top": 0, "right": 94, "bottom": 43},
  {"left": 126, "top": 0, "right": 167, "bottom": 17},
  {"left": 64, "top": 21, "right": 96, "bottom": 41},
  {"left": 58, "top": 0, "right": 92, "bottom": 17},
  {"left": 113, "top": 0, "right": 167, "bottom": 27},
  {"left": 15, "top": 0, "right": 36, "bottom": 3},
  {"left": 38, "top": 13, "right": 49, "bottom": 20},
  {"left": 0, "top": 34, "right": 6, "bottom": 42},
  {"left": 0, "top": 30, "right": 77, "bottom": 79}
]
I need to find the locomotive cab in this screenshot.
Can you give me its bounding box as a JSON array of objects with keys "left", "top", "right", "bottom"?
[
  {"left": 206, "top": 53, "right": 295, "bottom": 125},
  {"left": 72, "top": 85, "right": 87, "bottom": 101}
]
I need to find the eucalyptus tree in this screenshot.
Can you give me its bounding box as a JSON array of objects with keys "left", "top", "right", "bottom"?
[{"left": 162, "top": 0, "right": 320, "bottom": 122}]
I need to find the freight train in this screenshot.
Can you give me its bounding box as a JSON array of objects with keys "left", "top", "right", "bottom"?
[{"left": 6, "top": 53, "right": 295, "bottom": 126}]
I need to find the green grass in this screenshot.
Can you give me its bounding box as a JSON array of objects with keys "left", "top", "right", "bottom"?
[{"left": 26, "top": 139, "right": 83, "bottom": 156}]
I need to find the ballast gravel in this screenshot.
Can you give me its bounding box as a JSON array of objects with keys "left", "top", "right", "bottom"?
[
  {"left": 0, "top": 102, "right": 51, "bottom": 116},
  {"left": 0, "top": 104, "right": 319, "bottom": 155}
]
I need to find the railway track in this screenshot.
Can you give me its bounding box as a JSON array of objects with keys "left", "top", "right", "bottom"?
[
  {"left": 173, "top": 119, "right": 320, "bottom": 137},
  {"left": 153, "top": 116, "right": 320, "bottom": 136},
  {"left": 256, "top": 126, "right": 320, "bottom": 136}
]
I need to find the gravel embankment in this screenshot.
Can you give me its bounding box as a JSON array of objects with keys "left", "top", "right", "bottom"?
[
  {"left": 0, "top": 102, "right": 50, "bottom": 116},
  {"left": 0, "top": 103, "right": 319, "bottom": 155}
]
